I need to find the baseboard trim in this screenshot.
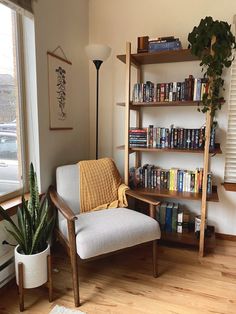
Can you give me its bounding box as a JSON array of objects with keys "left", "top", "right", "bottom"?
[{"left": 215, "top": 233, "right": 236, "bottom": 241}]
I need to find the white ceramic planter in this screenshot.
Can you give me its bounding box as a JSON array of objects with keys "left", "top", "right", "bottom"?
[{"left": 15, "top": 244, "right": 50, "bottom": 289}]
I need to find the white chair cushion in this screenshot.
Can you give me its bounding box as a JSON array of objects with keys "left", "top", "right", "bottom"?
[
  {"left": 56, "top": 164, "right": 80, "bottom": 217},
  {"left": 59, "top": 208, "right": 161, "bottom": 259}
]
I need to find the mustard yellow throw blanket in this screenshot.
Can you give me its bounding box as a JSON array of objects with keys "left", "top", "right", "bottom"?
[{"left": 79, "top": 158, "right": 129, "bottom": 213}]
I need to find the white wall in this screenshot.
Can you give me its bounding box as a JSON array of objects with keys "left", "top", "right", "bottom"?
[
  {"left": 89, "top": 0, "right": 236, "bottom": 235},
  {"left": 32, "top": 0, "right": 90, "bottom": 191}
]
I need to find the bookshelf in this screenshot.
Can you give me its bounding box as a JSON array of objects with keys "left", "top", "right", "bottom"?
[{"left": 117, "top": 42, "right": 220, "bottom": 257}]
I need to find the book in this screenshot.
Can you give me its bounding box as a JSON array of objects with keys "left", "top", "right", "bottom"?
[
  {"left": 165, "top": 203, "right": 173, "bottom": 232},
  {"left": 188, "top": 75, "right": 194, "bottom": 101},
  {"left": 160, "top": 83, "right": 165, "bottom": 102},
  {"left": 159, "top": 202, "right": 167, "bottom": 230},
  {"left": 177, "top": 210, "right": 183, "bottom": 233},
  {"left": 149, "top": 40, "right": 182, "bottom": 52},
  {"left": 183, "top": 211, "right": 190, "bottom": 233},
  {"left": 172, "top": 203, "right": 178, "bottom": 232}
]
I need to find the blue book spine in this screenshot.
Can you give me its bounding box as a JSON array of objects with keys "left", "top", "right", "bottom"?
[
  {"left": 165, "top": 204, "right": 173, "bottom": 232},
  {"left": 149, "top": 41, "right": 182, "bottom": 52},
  {"left": 178, "top": 171, "right": 184, "bottom": 192}
]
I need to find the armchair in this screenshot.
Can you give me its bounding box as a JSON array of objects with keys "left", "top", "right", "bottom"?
[{"left": 49, "top": 163, "right": 161, "bottom": 307}]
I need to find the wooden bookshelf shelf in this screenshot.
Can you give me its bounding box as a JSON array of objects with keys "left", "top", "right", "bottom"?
[
  {"left": 117, "top": 143, "right": 222, "bottom": 155},
  {"left": 116, "top": 100, "right": 201, "bottom": 108},
  {"left": 132, "top": 100, "right": 201, "bottom": 107},
  {"left": 117, "top": 49, "right": 199, "bottom": 66},
  {"left": 133, "top": 185, "right": 219, "bottom": 202},
  {"left": 161, "top": 226, "right": 215, "bottom": 249}
]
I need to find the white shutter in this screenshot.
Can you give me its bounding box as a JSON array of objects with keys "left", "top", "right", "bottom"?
[{"left": 224, "top": 57, "right": 236, "bottom": 183}]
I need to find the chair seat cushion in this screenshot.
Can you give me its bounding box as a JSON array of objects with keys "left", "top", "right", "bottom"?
[{"left": 59, "top": 208, "right": 161, "bottom": 259}]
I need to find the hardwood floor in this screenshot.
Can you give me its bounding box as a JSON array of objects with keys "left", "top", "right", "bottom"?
[{"left": 1, "top": 239, "right": 236, "bottom": 314}]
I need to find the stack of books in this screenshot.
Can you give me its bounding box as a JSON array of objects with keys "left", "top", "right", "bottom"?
[
  {"left": 129, "top": 165, "right": 213, "bottom": 194},
  {"left": 148, "top": 36, "right": 182, "bottom": 52},
  {"left": 156, "top": 202, "right": 190, "bottom": 233},
  {"left": 129, "top": 128, "right": 147, "bottom": 147},
  {"left": 129, "top": 123, "right": 217, "bottom": 150},
  {"left": 132, "top": 76, "right": 208, "bottom": 103}
]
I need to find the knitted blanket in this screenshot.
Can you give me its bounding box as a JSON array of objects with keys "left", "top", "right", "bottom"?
[{"left": 79, "top": 158, "right": 129, "bottom": 213}]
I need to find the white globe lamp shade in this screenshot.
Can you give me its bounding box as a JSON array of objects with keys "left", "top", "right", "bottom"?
[{"left": 85, "top": 44, "right": 111, "bottom": 62}]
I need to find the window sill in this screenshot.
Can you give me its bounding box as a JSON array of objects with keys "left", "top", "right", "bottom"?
[
  {"left": 0, "top": 193, "right": 30, "bottom": 220},
  {"left": 222, "top": 182, "right": 236, "bottom": 192}
]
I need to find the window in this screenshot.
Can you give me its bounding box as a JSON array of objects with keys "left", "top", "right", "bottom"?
[
  {"left": 224, "top": 57, "right": 236, "bottom": 185},
  {"left": 0, "top": 3, "right": 25, "bottom": 200}
]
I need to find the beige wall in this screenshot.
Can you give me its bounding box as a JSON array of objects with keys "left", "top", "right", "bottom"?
[
  {"left": 89, "top": 0, "right": 236, "bottom": 235},
  {"left": 32, "top": 0, "right": 90, "bottom": 191}
]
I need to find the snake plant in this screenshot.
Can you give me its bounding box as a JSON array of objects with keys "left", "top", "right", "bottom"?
[{"left": 0, "top": 163, "right": 56, "bottom": 255}]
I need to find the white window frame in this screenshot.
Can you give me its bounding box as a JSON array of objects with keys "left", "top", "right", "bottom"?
[{"left": 0, "top": 7, "right": 28, "bottom": 203}]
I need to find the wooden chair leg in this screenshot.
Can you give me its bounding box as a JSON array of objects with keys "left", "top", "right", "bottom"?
[
  {"left": 47, "top": 255, "right": 53, "bottom": 302},
  {"left": 70, "top": 249, "right": 80, "bottom": 306},
  {"left": 68, "top": 220, "right": 80, "bottom": 307},
  {"left": 152, "top": 240, "right": 158, "bottom": 278},
  {"left": 18, "top": 262, "right": 24, "bottom": 312}
]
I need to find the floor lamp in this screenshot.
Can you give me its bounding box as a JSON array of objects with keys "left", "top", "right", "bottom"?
[{"left": 85, "top": 44, "right": 111, "bottom": 159}]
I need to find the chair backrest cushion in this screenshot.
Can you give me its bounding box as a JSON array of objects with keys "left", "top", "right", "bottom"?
[{"left": 56, "top": 164, "right": 80, "bottom": 217}]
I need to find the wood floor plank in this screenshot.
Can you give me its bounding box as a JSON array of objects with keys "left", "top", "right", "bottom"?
[{"left": 0, "top": 240, "right": 236, "bottom": 314}]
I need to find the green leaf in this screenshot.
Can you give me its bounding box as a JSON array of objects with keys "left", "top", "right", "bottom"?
[
  {"left": 30, "top": 206, "right": 49, "bottom": 254},
  {"left": 5, "top": 228, "right": 26, "bottom": 253}
]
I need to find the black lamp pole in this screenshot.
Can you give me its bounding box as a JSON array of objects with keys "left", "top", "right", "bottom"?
[{"left": 93, "top": 60, "right": 103, "bottom": 160}]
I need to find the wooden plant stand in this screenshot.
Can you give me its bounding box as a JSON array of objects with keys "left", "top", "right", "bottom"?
[{"left": 18, "top": 255, "right": 53, "bottom": 312}]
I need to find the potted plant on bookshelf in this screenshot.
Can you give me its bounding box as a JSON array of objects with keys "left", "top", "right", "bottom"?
[
  {"left": 188, "top": 16, "right": 236, "bottom": 116},
  {"left": 0, "top": 163, "right": 56, "bottom": 289}
]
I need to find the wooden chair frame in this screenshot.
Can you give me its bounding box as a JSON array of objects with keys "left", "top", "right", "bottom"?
[{"left": 49, "top": 186, "right": 160, "bottom": 307}]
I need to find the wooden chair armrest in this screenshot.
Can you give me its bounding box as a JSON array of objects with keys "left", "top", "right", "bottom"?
[
  {"left": 125, "top": 189, "right": 160, "bottom": 206},
  {"left": 49, "top": 186, "right": 77, "bottom": 221}
]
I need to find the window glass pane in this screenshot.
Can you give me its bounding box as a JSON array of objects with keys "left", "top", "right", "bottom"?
[{"left": 0, "top": 3, "right": 22, "bottom": 197}]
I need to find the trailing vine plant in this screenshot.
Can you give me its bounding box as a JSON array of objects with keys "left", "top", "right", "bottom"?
[{"left": 188, "top": 16, "right": 236, "bottom": 116}]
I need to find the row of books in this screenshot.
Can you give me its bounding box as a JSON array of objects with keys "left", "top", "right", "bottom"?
[
  {"left": 129, "top": 124, "right": 216, "bottom": 150},
  {"left": 156, "top": 202, "right": 191, "bottom": 233},
  {"left": 132, "top": 76, "right": 208, "bottom": 103},
  {"left": 129, "top": 165, "right": 213, "bottom": 194}
]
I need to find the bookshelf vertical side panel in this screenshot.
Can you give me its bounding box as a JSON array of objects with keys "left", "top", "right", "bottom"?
[
  {"left": 199, "top": 109, "right": 211, "bottom": 257},
  {"left": 199, "top": 35, "right": 216, "bottom": 257},
  {"left": 135, "top": 66, "right": 142, "bottom": 168},
  {"left": 124, "top": 42, "right": 131, "bottom": 185}
]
